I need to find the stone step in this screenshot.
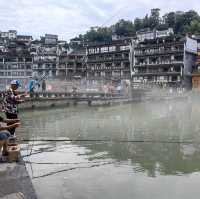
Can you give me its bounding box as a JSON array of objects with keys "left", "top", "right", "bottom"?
[{"left": 0, "top": 192, "right": 25, "bottom": 199}]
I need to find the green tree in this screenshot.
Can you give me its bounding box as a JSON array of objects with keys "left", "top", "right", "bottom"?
[
  {"left": 185, "top": 19, "right": 200, "bottom": 34},
  {"left": 134, "top": 18, "right": 143, "bottom": 31},
  {"left": 143, "top": 15, "right": 150, "bottom": 29},
  {"left": 164, "top": 12, "right": 176, "bottom": 29},
  {"left": 174, "top": 10, "right": 200, "bottom": 34},
  {"left": 149, "top": 8, "right": 161, "bottom": 29},
  {"left": 174, "top": 13, "right": 185, "bottom": 34},
  {"left": 183, "top": 10, "right": 199, "bottom": 26},
  {"left": 112, "top": 19, "right": 135, "bottom": 37},
  {"left": 84, "top": 27, "right": 112, "bottom": 43},
  {"left": 70, "top": 8, "right": 200, "bottom": 44}
]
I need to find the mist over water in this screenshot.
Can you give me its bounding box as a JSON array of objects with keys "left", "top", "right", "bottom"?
[{"left": 18, "top": 98, "right": 200, "bottom": 199}]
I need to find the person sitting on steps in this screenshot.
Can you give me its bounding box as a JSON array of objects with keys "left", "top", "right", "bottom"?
[{"left": 0, "top": 116, "right": 20, "bottom": 160}]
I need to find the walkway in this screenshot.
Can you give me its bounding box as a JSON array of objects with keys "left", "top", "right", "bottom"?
[{"left": 0, "top": 161, "right": 37, "bottom": 199}]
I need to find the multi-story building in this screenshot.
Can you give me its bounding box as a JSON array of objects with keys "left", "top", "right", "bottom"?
[
  {"left": 192, "top": 37, "right": 200, "bottom": 90},
  {"left": 0, "top": 30, "right": 17, "bottom": 40},
  {"left": 32, "top": 44, "right": 58, "bottom": 78},
  {"left": 131, "top": 36, "right": 197, "bottom": 89},
  {"left": 136, "top": 28, "right": 174, "bottom": 42},
  {"left": 43, "top": 34, "right": 58, "bottom": 45},
  {"left": 59, "top": 48, "right": 86, "bottom": 79},
  {"left": 31, "top": 34, "right": 58, "bottom": 78},
  {"left": 0, "top": 52, "right": 33, "bottom": 89},
  {"left": 17, "top": 35, "right": 33, "bottom": 43},
  {"left": 86, "top": 39, "right": 131, "bottom": 83},
  {"left": 0, "top": 31, "right": 71, "bottom": 89},
  {"left": 69, "top": 38, "right": 84, "bottom": 47},
  {"left": 31, "top": 36, "right": 68, "bottom": 79}
]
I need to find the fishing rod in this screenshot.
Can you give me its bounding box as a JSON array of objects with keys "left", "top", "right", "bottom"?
[{"left": 22, "top": 137, "right": 196, "bottom": 159}]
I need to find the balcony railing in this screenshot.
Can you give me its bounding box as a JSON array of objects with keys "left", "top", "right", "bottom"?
[
  {"left": 87, "top": 56, "right": 129, "bottom": 63},
  {"left": 132, "top": 71, "right": 180, "bottom": 76},
  {"left": 134, "top": 61, "right": 183, "bottom": 67},
  {"left": 135, "top": 49, "right": 183, "bottom": 56}
]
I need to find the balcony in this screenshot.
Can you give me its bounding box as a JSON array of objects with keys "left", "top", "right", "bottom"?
[
  {"left": 87, "top": 56, "right": 129, "bottom": 63},
  {"left": 132, "top": 71, "right": 180, "bottom": 76},
  {"left": 134, "top": 61, "right": 183, "bottom": 67},
  {"left": 135, "top": 49, "right": 184, "bottom": 57}
]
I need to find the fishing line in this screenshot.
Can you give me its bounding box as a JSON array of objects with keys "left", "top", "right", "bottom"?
[
  {"left": 20, "top": 138, "right": 198, "bottom": 144},
  {"left": 32, "top": 162, "right": 114, "bottom": 179},
  {"left": 20, "top": 137, "right": 197, "bottom": 158},
  {"left": 24, "top": 160, "right": 114, "bottom": 165}
]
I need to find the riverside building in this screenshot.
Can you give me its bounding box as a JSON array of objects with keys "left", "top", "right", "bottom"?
[
  {"left": 59, "top": 48, "right": 86, "bottom": 79},
  {"left": 0, "top": 52, "right": 33, "bottom": 90},
  {"left": 86, "top": 39, "right": 131, "bottom": 84},
  {"left": 192, "top": 36, "right": 200, "bottom": 90},
  {"left": 31, "top": 35, "right": 68, "bottom": 79},
  {"left": 131, "top": 35, "right": 197, "bottom": 89}
]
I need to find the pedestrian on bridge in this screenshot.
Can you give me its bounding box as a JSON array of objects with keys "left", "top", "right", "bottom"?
[
  {"left": 42, "top": 80, "right": 46, "bottom": 92},
  {"left": 28, "top": 77, "right": 38, "bottom": 97}
]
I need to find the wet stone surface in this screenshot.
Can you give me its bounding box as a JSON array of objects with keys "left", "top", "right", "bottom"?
[{"left": 0, "top": 161, "right": 37, "bottom": 199}]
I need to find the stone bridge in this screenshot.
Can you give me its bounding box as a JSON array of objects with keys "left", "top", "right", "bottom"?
[{"left": 0, "top": 91, "right": 131, "bottom": 110}]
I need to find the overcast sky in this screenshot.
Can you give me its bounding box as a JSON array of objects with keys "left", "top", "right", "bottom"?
[{"left": 0, "top": 0, "right": 199, "bottom": 41}]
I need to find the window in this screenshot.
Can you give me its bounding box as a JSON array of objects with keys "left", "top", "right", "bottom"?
[
  {"left": 120, "top": 46, "right": 129, "bottom": 51},
  {"left": 11, "top": 65, "right": 18, "bottom": 69},
  {"left": 20, "top": 72, "right": 25, "bottom": 76},
  {"left": 26, "top": 72, "right": 32, "bottom": 76},
  {"left": 12, "top": 71, "right": 18, "bottom": 76},
  {"left": 94, "top": 48, "right": 100, "bottom": 54},
  {"left": 89, "top": 48, "right": 95, "bottom": 54},
  {"left": 172, "top": 76, "right": 177, "bottom": 81},
  {"left": 101, "top": 47, "right": 108, "bottom": 53},
  {"left": 109, "top": 46, "right": 116, "bottom": 52}
]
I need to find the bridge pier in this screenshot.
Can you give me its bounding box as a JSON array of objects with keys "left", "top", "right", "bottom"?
[
  {"left": 88, "top": 100, "right": 92, "bottom": 106},
  {"left": 73, "top": 100, "right": 78, "bottom": 106}
]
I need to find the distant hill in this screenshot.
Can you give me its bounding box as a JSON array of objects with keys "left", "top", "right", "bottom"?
[{"left": 70, "top": 9, "right": 200, "bottom": 46}]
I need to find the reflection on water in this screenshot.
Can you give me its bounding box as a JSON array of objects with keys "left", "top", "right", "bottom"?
[{"left": 19, "top": 99, "right": 200, "bottom": 199}]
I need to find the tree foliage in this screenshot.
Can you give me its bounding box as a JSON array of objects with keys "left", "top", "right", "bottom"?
[
  {"left": 70, "top": 9, "right": 200, "bottom": 45},
  {"left": 112, "top": 19, "right": 135, "bottom": 37},
  {"left": 84, "top": 27, "right": 112, "bottom": 43}
]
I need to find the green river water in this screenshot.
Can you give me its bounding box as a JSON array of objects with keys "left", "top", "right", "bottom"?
[{"left": 17, "top": 98, "right": 200, "bottom": 199}]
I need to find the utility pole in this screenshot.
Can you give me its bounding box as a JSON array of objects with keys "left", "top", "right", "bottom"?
[{"left": 129, "top": 39, "right": 136, "bottom": 86}]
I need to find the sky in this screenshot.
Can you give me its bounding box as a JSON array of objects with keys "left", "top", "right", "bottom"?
[{"left": 0, "top": 0, "right": 200, "bottom": 41}]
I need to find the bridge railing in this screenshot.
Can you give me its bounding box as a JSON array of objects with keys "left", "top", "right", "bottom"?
[{"left": 0, "top": 91, "right": 125, "bottom": 101}]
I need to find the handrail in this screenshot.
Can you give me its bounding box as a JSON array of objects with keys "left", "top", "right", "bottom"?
[{"left": 0, "top": 91, "right": 123, "bottom": 100}]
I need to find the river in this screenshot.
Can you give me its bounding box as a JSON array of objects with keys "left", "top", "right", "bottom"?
[{"left": 17, "top": 98, "right": 200, "bottom": 199}]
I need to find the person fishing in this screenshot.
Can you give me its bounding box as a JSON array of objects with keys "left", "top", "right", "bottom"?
[{"left": 3, "top": 80, "right": 26, "bottom": 136}]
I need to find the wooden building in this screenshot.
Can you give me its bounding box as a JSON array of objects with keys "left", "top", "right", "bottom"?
[
  {"left": 86, "top": 39, "right": 131, "bottom": 83},
  {"left": 192, "top": 50, "right": 200, "bottom": 90},
  {"left": 59, "top": 48, "right": 86, "bottom": 79},
  {"left": 131, "top": 36, "right": 193, "bottom": 88}
]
